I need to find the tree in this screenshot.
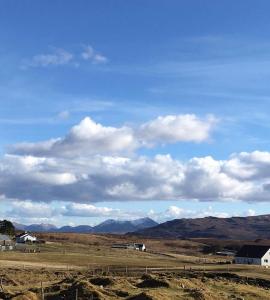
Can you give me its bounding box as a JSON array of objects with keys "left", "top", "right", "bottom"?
[{"left": 0, "top": 220, "right": 15, "bottom": 236}]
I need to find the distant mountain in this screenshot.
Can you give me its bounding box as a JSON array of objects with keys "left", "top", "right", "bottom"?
[
  {"left": 132, "top": 214, "right": 270, "bottom": 240},
  {"left": 131, "top": 217, "right": 158, "bottom": 229},
  {"left": 13, "top": 222, "right": 27, "bottom": 231},
  {"left": 24, "top": 223, "right": 58, "bottom": 232},
  {"left": 57, "top": 225, "right": 93, "bottom": 233},
  {"left": 93, "top": 217, "right": 158, "bottom": 234},
  {"left": 14, "top": 217, "right": 158, "bottom": 234}
]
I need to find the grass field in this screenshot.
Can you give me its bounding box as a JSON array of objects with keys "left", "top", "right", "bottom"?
[{"left": 1, "top": 233, "right": 270, "bottom": 299}]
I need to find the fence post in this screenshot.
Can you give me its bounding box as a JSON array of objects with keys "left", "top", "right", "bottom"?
[
  {"left": 41, "top": 281, "right": 44, "bottom": 300},
  {"left": 0, "top": 277, "right": 4, "bottom": 292},
  {"left": 75, "top": 288, "right": 78, "bottom": 300}
]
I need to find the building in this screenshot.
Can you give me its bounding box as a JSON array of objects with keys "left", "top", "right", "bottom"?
[
  {"left": 0, "top": 234, "right": 14, "bottom": 251},
  {"left": 216, "top": 250, "right": 236, "bottom": 256},
  {"left": 235, "top": 245, "right": 270, "bottom": 266},
  {"left": 16, "top": 232, "right": 37, "bottom": 243},
  {"left": 112, "top": 242, "right": 146, "bottom": 251},
  {"left": 0, "top": 234, "right": 12, "bottom": 245},
  {"left": 134, "top": 243, "right": 146, "bottom": 251}
]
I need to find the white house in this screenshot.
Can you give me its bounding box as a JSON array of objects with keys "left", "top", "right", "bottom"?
[
  {"left": 16, "top": 232, "right": 37, "bottom": 243},
  {"left": 112, "top": 242, "right": 146, "bottom": 251},
  {"left": 235, "top": 245, "right": 270, "bottom": 266},
  {"left": 134, "top": 243, "right": 146, "bottom": 251}
]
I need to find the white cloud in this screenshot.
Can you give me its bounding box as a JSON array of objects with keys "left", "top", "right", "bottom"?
[
  {"left": 148, "top": 205, "right": 230, "bottom": 222},
  {"left": 4, "top": 116, "right": 270, "bottom": 206},
  {"left": 22, "top": 48, "right": 73, "bottom": 68},
  {"left": 139, "top": 114, "right": 217, "bottom": 144},
  {"left": 81, "top": 45, "right": 108, "bottom": 64},
  {"left": 8, "top": 201, "right": 54, "bottom": 218},
  {"left": 1, "top": 194, "right": 260, "bottom": 224},
  {"left": 93, "top": 54, "right": 108, "bottom": 64},
  {"left": 81, "top": 45, "right": 94, "bottom": 60},
  {"left": 63, "top": 203, "right": 122, "bottom": 218},
  {"left": 1, "top": 150, "right": 270, "bottom": 204},
  {"left": 10, "top": 115, "right": 216, "bottom": 157},
  {"left": 22, "top": 45, "right": 108, "bottom": 69}
]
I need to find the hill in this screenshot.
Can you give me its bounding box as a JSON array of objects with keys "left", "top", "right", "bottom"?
[{"left": 132, "top": 214, "right": 270, "bottom": 240}]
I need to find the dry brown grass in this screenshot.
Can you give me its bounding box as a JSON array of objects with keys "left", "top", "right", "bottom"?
[{"left": 1, "top": 233, "right": 270, "bottom": 298}]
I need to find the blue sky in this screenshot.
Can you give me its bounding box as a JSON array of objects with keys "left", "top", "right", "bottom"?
[{"left": 1, "top": 1, "right": 270, "bottom": 226}]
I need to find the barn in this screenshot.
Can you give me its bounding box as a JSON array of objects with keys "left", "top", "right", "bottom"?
[{"left": 235, "top": 245, "right": 270, "bottom": 266}]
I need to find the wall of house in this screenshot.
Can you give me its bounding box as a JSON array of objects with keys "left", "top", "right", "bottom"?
[
  {"left": 235, "top": 257, "right": 261, "bottom": 265},
  {"left": 261, "top": 251, "right": 270, "bottom": 266},
  {"left": 24, "top": 236, "right": 37, "bottom": 242}
]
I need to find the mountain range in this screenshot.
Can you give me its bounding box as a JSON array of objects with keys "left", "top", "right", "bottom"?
[
  {"left": 15, "top": 214, "right": 270, "bottom": 240},
  {"left": 132, "top": 214, "right": 270, "bottom": 240},
  {"left": 14, "top": 217, "right": 158, "bottom": 234}
]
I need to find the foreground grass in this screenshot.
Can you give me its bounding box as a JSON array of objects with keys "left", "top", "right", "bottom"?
[
  {"left": 2, "top": 270, "right": 270, "bottom": 300},
  {"left": 0, "top": 234, "right": 270, "bottom": 298}
]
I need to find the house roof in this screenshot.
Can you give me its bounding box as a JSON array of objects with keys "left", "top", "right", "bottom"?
[
  {"left": 16, "top": 232, "right": 35, "bottom": 238},
  {"left": 16, "top": 233, "right": 27, "bottom": 238},
  {"left": 236, "top": 245, "right": 270, "bottom": 258},
  {"left": 0, "top": 234, "right": 11, "bottom": 241}
]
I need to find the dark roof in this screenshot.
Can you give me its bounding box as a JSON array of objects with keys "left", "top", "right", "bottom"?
[{"left": 236, "top": 245, "right": 270, "bottom": 258}]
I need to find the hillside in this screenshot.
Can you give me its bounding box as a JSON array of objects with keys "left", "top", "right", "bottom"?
[{"left": 133, "top": 214, "right": 270, "bottom": 240}]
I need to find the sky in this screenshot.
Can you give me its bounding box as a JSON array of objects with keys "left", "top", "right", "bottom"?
[{"left": 1, "top": 1, "right": 270, "bottom": 226}]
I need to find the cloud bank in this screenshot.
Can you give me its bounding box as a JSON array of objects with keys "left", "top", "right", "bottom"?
[
  {"left": 1, "top": 150, "right": 269, "bottom": 204},
  {"left": 2, "top": 114, "right": 270, "bottom": 211}
]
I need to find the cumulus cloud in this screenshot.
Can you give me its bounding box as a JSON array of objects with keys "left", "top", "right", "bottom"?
[
  {"left": 139, "top": 114, "right": 217, "bottom": 144},
  {"left": 7, "top": 201, "right": 55, "bottom": 218},
  {"left": 63, "top": 203, "right": 123, "bottom": 218},
  {"left": 1, "top": 149, "right": 270, "bottom": 204},
  {"left": 11, "top": 117, "right": 136, "bottom": 157},
  {"left": 3, "top": 115, "right": 270, "bottom": 206},
  {"left": 10, "top": 115, "right": 215, "bottom": 157}
]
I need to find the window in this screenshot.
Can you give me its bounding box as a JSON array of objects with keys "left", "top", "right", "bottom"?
[{"left": 264, "top": 259, "right": 268, "bottom": 263}]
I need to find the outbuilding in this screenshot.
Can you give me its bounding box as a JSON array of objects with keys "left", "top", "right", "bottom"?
[
  {"left": 16, "top": 232, "right": 37, "bottom": 243},
  {"left": 235, "top": 245, "right": 270, "bottom": 266},
  {"left": 112, "top": 242, "right": 146, "bottom": 251}
]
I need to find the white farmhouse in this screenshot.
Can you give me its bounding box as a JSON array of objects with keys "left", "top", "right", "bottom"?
[
  {"left": 235, "top": 245, "right": 270, "bottom": 266},
  {"left": 16, "top": 232, "right": 37, "bottom": 243}
]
